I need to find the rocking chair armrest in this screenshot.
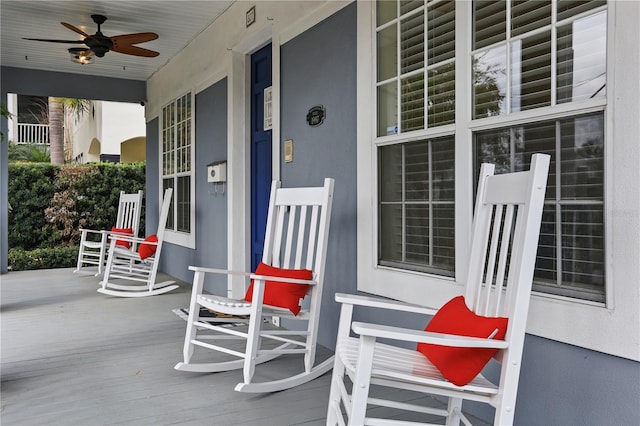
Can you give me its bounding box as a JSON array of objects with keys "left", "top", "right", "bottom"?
[
  {"left": 250, "top": 273, "right": 317, "bottom": 286},
  {"left": 78, "top": 228, "right": 109, "bottom": 235},
  {"left": 106, "top": 234, "right": 148, "bottom": 244},
  {"left": 188, "top": 266, "right": 251, "bottom": 277},
  {"left": 187, "top": 266, "right": 317, "bottom": 285},
  {"left": 351, "top": 321, "right": 509, "bottom": 349},
  {"left": 335, "top": 293, "right": 438, "bottom": 316}
]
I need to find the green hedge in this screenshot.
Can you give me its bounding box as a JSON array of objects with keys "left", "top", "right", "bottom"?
[
  {"left": 8, "top": 162, "right": 146, "bottom": 270},
  {"left": 8, "top": 247, "right": 78, "bottom": 271}
]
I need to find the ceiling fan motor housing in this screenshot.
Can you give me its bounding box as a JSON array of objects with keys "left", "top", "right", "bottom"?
[{"left": 84, "top": 34, "right": 113, "bottom": 57}]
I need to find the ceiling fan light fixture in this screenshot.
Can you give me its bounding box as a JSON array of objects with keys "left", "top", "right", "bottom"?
[{"left": 69, "top": 47, "right": 94, "bottom": 64}]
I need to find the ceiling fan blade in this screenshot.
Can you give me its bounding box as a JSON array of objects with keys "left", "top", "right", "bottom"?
[
  {"left": 111, "top": 44, "right": 159, "bottom": 57},
  {"left": 111, "top": 32, "right": 159, "bottom": 46},
  {"left": 23, "top": 38, "right": 86, "bottom": 44},
  {"left": 61, "top": 22, "right": 89, "bottom": 37}
]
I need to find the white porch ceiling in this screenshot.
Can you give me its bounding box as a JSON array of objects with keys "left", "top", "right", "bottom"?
[{"left": 0, "top": 1, "right": 235, "bottom": 81}]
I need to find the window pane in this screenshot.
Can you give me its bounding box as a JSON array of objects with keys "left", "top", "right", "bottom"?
[
  {"left": 405, "top": 141, "right": 428, "bottom": 201},
  {"left": 515, "top": 122, "right": 557, "bottom": 199},
  {"left": 511, "top": 0, "right": 551, "bottom": 37},
  {"left": 378, "top": 81, "right": 398, "bottom": 136},
  {"left": 431, "top": 136, "right": 455, "bottom": 202},
  {"left": 377, "top": 0, "right": 397, "bottom": 26},
  {"left": 380, "top": 203, "right": 403, "bottom": 263},
  {"left": 473, "top": 45, "right": 507, "bottom": 118},
  {"left": 557, "top": 11, "right": 607, "bottom": 103},
  {"left": 431, "top": 136, "right": 455, "bottom": 276},
  {"left": 177, "top": 176, "right": 190, "bottom": 233},
  {"left": 401, "top": 74, "right": 424, "bottom": 132},
  {"left": 163, "top": 178, "right": 174, "bottom": 231},
  {"left": 473, "top": 0, "right": 506, "bottom": 50},
  {"left": 377, "top": 24, "right": 398, "bottom": 82},
  {"left": 473, "top": 112, "right": 605, "bottom": 302},
  {"left": 560, "top": 113, "right": 604, "bottom": 200},
  {"left": 401, "top": 11, "right": 424, "bottom": 74},
  {"left": 536, "top": 206, "right": 558, "bottom": 283},
  {"left": 379, "top": 144, "right": 403, "bottom": 202},
  {"left": 428, "top": 0, "right": 455, "bottom": 65},
  {"left": 400, "top": 0, "right": 422, "bottom": 15},
  {"left": 557, "top": 0, "right": 606, "bottom": 21},
  {"left": 378, "top": 136, "right": 455, "bottom": 276},
  {"left": 406, "top": 204, "right": 429, "bottom": 264},
  {"left": 476, "top": 122, "right": 557, "bottom": 196},
  {"left": 511, "top": 30, "right": 552, "bottom": 112},
  {"left": 561, "top": 205, "right": 604, "bottom": 296},
  {"left": 428, "top": 63, "right": 455, "bottom": 126},
  {"left": 432, "top": 203, "right": 455, "bottom": 275},
  {"left": 475, "top": 127, "right": 513, "bottom": 174}
]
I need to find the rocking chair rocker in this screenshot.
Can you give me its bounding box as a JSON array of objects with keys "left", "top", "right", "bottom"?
[
  {"left": 175, "top": 178, "right": 335, "bottom": 393},
  {"left": 98, "top": 188, "right": 178, "bottom": 297},
  {"left": 327, "top": 154, "right": 550, "bottom": 425}
]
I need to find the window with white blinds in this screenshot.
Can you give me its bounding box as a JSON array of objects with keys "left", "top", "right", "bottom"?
[
  {"left": 379, "top": 136, "right": 455, "bottom": 276},
  {"left": 472, "top": 0, "right": 607, "bottom": 117},
  {"left": 162, "top": 92, "right": 193, "bottom": 236},
  {"left": 376, "top": 0, "right": 455, "bottom": 137},
  {"left": 376, "top": 1, "right": 456, "bottom": 278},
  {"left": 373, "top": 0, "right": 608, "bottom": 302},
  {"left": 474, "top": 112, "right": 605, "bottom": 302}
]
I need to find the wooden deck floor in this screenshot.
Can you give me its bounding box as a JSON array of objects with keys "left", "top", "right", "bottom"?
[
  {"left": 1, "top": 268, "right": 489, "bottom": 426},
  {"left": 1, "top": 268, "right": 336, "bottom": 426}
]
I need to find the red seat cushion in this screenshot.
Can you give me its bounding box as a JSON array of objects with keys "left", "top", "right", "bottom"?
[
  {"left": 416, "top": 296, "right": 508, "bottom": 386},
  {"left": 244, "top": 262, "right": 313, "bottom": 316},
  {"left": 111, "top": 227, "right": 133, "bottom": 249},
  {"left": 137, "top": 234, "right": 158, "bottom": 260}
]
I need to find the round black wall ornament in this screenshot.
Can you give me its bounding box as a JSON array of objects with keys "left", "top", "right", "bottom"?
[{"left": 306, "top": 105, "right": 326, "bottom": 126}]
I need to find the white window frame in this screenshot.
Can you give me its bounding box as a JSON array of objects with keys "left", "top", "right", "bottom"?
[
  {"left": 357, "top": 1, "right": 640, "bottom": 361},
  {"left": 159, "top": 90, "right": 196, "bottom": 249}
]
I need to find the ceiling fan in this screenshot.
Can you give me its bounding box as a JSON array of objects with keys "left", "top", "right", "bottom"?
[{"left": 23, "top": 14, "right": 159, "bottom": 62}]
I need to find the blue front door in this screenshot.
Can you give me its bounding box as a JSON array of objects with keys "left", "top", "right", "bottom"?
[{"left": 251, "top": 44, "right": 272, "bottom": 271}]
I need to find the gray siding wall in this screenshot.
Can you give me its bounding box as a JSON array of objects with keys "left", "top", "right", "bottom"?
[
  {"left": 151, "top": 78, "right": 229, "bottom": 295},
  {"left": 145, "top": 117, "right": 160, "bottom": 234},
  {"left": 279, "top": 4, "right": 358, "bottom": 349}
]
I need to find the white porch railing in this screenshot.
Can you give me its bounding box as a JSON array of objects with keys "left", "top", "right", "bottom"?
[{"left": 16, "top": 123, "right": 50, "bottom": 145}]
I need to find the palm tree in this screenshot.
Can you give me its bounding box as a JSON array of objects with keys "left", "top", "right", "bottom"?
[
  {"left": 47, "top": 97, "right": 91, "bottom": 165},
  {"left": 48, "top": 98, "right": 64, "bottom": 164}
]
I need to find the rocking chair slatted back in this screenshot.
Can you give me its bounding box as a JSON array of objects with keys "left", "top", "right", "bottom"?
[
  {"left": 74, "top": 190, "right": 143, "bottom": 276},
  {"left": 465, "top": 158, "right": 549, "bottom": 324},
  {"left": 267, "top": 184, "right": 330, "bottom": 274},
  {"left": 115, "top": 192, "right": 144, "bottom": 236}
]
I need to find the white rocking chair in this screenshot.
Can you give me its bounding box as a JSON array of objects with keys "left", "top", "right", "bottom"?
[
  {"left": 74, "top": 190, "right": 144, "bottom": 276},
  {"left": 327, "top": 154, "right": 550, "bottom": 426},
  {"left": 98, "top": 188, "right": 178, "bottom": 297},
  {"left": 175, "top": 178, "right": 335, "bottom": 393}
]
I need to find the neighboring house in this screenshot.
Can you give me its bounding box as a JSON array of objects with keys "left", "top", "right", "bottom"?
[
  {"left": 70, "top": 100, "right": 146, "bottom": 163},
  {"left": 6, "top": 94, "right": 145, "bottom": 163},
  {"left": 1, "top": 2, "right": 639, "bottom": 425}
]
